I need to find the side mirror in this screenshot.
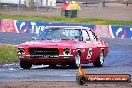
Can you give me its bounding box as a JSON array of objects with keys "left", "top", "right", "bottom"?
[
  {"left": 32, "top": 37, "right": 35, "bottom": 40},
  {"left": 86, "top": 39, "right": 90, "bottom": 41},
  {"left": 83, "top": 38, "right": 90, "bottom": 43}
]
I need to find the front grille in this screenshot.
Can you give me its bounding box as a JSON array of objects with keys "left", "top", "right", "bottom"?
[{"left": 29, "top": 48, "right": 59, "bottom": 56}]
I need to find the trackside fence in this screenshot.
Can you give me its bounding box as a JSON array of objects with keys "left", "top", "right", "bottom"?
[{"left": 0, "top": 19, "right": 131, "bottom": 39}]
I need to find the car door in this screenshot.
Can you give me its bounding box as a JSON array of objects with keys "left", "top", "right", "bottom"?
[
  {"left": 87, "top": 30, "right": 101, "bottom": 62},
  {"left": 81, "top": 29, "right": 95, "bottom": 63}
]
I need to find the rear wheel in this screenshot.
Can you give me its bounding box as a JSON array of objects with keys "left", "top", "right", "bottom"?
[
  {"left": 20, "top": 61, "right": 32, "bottom": 69},
  {"left": 70, "top": 52, "right": 81, "bottom": 69},
  {"left": 93, "top": 51, "right": 104, "bottom": 67}
]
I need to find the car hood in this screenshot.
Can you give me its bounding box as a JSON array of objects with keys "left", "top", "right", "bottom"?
[{"left": 19, "top": 40, "right": 83, "bottom": 48}]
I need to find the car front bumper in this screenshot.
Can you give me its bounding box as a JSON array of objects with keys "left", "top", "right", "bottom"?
[{"left": 18, "top": 54, "right": 73, "bottom": 60}]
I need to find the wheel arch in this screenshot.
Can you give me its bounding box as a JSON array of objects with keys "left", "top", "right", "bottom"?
[
  {"left": 76, "top": 50, "right": 81, "bottom": 56},
  {"left": 100, "top": 48, "right": 104, "bottom": 54}
]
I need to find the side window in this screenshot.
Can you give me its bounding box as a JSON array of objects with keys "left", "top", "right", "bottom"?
[
  {"left": 88, "top": 30, "right": 96, "bottom": 42},
  {"left": 82, "top": 30, "right": 90, "bottom": 41}
]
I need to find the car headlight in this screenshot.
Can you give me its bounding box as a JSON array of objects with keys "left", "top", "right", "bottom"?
[
  {"left": 17, "top": 48, "right": 25, "bottom": 54},
  {"left": 63, "top": 48, "right": 70, "bottom": 55}
]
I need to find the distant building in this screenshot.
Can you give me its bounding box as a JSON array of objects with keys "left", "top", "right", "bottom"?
[
  {"left": 0, "top": 0, "right": 56, "bottom": 7},
  {"left": 0, "top": 0, "right": 24, "bottom": 6}
]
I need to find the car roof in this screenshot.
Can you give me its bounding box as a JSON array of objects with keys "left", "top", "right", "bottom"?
[{"left": 45, "top": 26, "right": 90, "bottom": 30}]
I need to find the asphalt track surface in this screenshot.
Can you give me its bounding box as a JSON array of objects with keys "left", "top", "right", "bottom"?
[{"left": 0, "top": 32, "right": 132, "bottom": 82}]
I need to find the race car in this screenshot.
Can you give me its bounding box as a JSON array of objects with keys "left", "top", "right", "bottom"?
[{"left": 17, "top": 26, "right": 109, "bottom": 69}]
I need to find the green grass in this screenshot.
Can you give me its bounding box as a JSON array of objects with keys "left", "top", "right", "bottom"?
[
  {"left": 0, "top": 44, "right": 17, "bottom": 64},
  {"left": 0, "top": 14, "right": 132, "bottom": 26}
]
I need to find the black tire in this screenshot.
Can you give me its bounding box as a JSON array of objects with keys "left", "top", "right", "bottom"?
[
  {"left": 49, "top": 64, "right": 56, "bottom": 68},
  {"left": 69, "top": 52, "right": 81, "bottom": 69},
  {"left": 20, "top": 61, "right": 32, "bottom": 69},
  {"left": 61, "top": 64, "right": 67, "bottom": 68},
  {"left": 93, "top": 51, "right": 104, "bottom": 67}
]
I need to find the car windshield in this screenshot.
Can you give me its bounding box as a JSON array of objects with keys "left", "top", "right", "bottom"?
[{"left": 35, "top": 28, "right": 82, "bottom": 40}]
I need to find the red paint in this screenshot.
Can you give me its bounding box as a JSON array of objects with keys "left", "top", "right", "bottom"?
[
  {"left": 61, "top": 1, "right": 70, "bottom": 10},
  {"left": 18, "top": 26, "right": 109, "bottom": 66}
]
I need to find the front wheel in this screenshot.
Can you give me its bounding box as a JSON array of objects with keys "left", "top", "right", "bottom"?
[
  {"left": 49, "top": 64, "right": 56, "bottom": 68},
  {"left": 70, "top": 52, "right": 81, "bottom": 69},
  {"left": 20, "top": 61, "right": 32, "bottom": 69},
  {"left": 93, "top": 51, "right": 104, "bottom": 67}
]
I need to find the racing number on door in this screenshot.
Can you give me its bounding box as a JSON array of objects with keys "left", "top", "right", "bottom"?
[{"left": 87, "top": 48, "right": 92, "bottom": 59}]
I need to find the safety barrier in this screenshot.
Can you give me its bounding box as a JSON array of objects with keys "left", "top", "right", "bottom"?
[{"left": 0, "top": 19, "right": 131, "bottom": 39}]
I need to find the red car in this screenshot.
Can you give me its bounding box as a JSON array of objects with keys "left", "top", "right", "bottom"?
[{"left": 17, "top": 26, "right": 109, "bottom": 69}]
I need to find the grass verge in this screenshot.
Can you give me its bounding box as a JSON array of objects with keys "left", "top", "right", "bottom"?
[
  {"left": 0, "top": 14, "right": 132, "bottom": 26},
  {"left": 0, "top": 44, "right": 17, "bottom": 64}
]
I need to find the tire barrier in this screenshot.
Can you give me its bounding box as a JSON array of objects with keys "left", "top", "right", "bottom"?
[{"left": 0, "top": 19, "right": 132, "bottom": 39}]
